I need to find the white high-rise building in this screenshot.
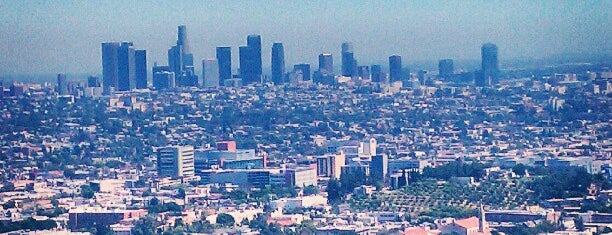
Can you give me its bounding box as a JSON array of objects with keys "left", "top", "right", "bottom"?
[
  {"left": 202, "top": 58, "right": 219, "bottom": 87},
  {"left": 157, "top": 145, "right": 195, "bottom": 177}
]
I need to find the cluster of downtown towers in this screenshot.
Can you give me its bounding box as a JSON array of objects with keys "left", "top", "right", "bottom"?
[{"left": 99, "top": 25, "right": 499, "bottom": 93}]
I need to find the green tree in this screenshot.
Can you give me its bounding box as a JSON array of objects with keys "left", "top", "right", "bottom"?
[
  {"left": 303, "top": 185, "right": 319, "bottom": 196},
  {"left": 80, "top": 185, "right": 96, "bottom": 199},
  {"left": 512, "top": 164, "right": 527, "bottom": 177},
  {"left": 327, "top": 178, "right": 342, "bottom": 203},
  {"left": 216, "top": 213, "right": 235, "bottom": 227}
]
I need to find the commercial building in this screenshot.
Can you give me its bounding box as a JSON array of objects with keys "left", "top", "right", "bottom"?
[
  {"left": 157, "top": 145, "right": 195, "bottom": 178},
  {"left": 271, "top": 42, "right": 285, "bottom": 85},
  {"left": 202, "top": 58, "right": 219, "bottom": 88},
  {"left": 316, "top": 154, "right": 346, "bottom": 179}
]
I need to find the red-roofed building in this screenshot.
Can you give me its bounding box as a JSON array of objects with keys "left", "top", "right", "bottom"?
[{"left": 439, "top": 216, "right": 490, "bottom": 235}]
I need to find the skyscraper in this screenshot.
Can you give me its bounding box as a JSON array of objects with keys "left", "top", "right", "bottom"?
[
  {"left": 294, "top": 64, "right": 311, "bottom": 81},
  {"left": 101, "top": 42, "right": 120, "bottom": 94},
  {"left": 135, "top": 50, "right": 147, "bottom": 89},
  {"left": 168, "top": 45, "right": 183, "bottom": 77},
  {"left": 341, "top": 42, "right": 355, "bottom": 77},
  {"left": 177, "top": 25, "right": 189, "bottom": 54},
  {"left": 318, "top": 53, "right": 333, "bottom": 74},
  {"left": 271, "top": 42, "right": 285, "bottom": 85},
  {"left": 371, "top": 65, "right": 383, "bottom": 83},
  {"left": 168, "top": 25, "right": 196, "bottom": 87},
  {"left": 479, "top": 43, "right": 499, "bottom": 86},
  {"left": 358, "top": 66, "right": 370, "bottom": 79},
  {"left": 216, "top": 47, "right": 232, "bottom": 86},
  {"left": 117, "top": 42, "right": 136, "bottom": 91},
  {"left": 240, "top": 35, "right": 263, "bottom": 84},
  {"left": 202, "top": 58, "right": 219, "bottom": 88},
  {"left": 157, "top": 145, "right": 195, "bottom": 178},
  {"left": 57, "top": 73, "right": 67, "bottom": 95},
  {"left": 389, "top": 55, "right": 402, "bottom": 83},
  {"left": 438, "top": 59, "right": 454, "bottom": 79}
]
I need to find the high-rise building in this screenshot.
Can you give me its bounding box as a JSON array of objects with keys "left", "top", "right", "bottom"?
[
  {"left": 294, "top": 64, "right": 311, "bottom": 81},
  {"left": 318, "top": 53, "right": 333, "bottom": 75},
  {"left": 135, "top": 50, "right": 147, "bottom": 89},
  {"left": 87, "top": 76, "right": 101, "bottom": 87},
  {"left": 202, "top": 58, "right": 219, "bottom": 88},
  {"left": 389, "top": 55, "right": 402, "bottom": 83},
  {"left": 177, "top": 25, "right": 189, "bottom": 54},
  {"left": 438, "top": 59, "right": 454, "bottom": 79},
  {"left": 102, "top": 42, "right": 120, "bottom": 94},
  {"left": 239, "top": 35, "right": 263, "bottom": 84},
  {"left": 371, "top": 154, "right": 388, "bottom": 183},
  {"left": 57, "top": 73, "right": 67, "bottom": 95},
  {"left": 341, "top": 42, "right": 355, "bottom": 77},
  {"left": 216, "top": 47, "right": 232, "bottom": 86},
  {"left": 358, "top": 66, "right": 370, "bottom": 79},
  {"left": 479, "top": 43, "right": 499, "bottom": 87},
  {"left": 168, "top": 25, "right": 196, "bottom": 87},
  {"left": 371, "top": 65, "right": 383, "bottom": 83},
  {"left": 157, "top": 145, "right": 195, "bottom": 178},
  {"left": 271, "top": 42, "right": 285, "bottom": 85},
  {"left": 117, "top": 42, "right": 136, "bottom": 91},
  {"left": 168, "top": 45, "right": 183, "bottom": 77}
]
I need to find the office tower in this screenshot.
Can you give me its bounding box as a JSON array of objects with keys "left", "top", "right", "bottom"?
[
  {"left": 101, "top": 42, "right": 120, "bottom": 94},
  {"left": 239, "top": 35, "right": 263, "bottom": 84},
  {"left": 371, "top": 154, "right": 388, "bottom": 183},
  {"left": 117, "top": 42, "right": 136, "bottom": 91},
  {"left": 153, "top": 72, "right": 175, "bottom": 90},
  {"left": 438, "top": 59, "right": 454, "bottom": 79},
  {"left": 318, "top": 53, "right": 333, "bottom": 74},
  {"left": 358, "top": 66, "right": 370, "bottom": 79},
  {"left": 271, "top": 42, "right": 285, "bottom": 85},
  {"left": 341, "top": 42, "right": 355, "bottom": 77},
  {"left": 371, "top": 65, "right": 383, "bottom": 83},
  {"left": 177, "top": 25, "right": 189, "bottom": 54},
  {"left": 135, "top": 50, "right": 147, "bottom": 89},
  {"left": 167, "top": 25, "right": 196, "bottom": 87},
  {"left": 157, "top": 145, "right": 195, "bottom": 178},
  {"left": 294, "top": 64, "right": 311, "bottom": 81},
  {"left": 57, "top": 73, "right": 67, "bottom": 95},
  {"left": 216, "top": 47, "right": 232, "bottom": 86},
  {"left": 202, "top": 58, "right": 219, "bottom": 88},
  {"left": 87, "top": 76, "right": 101, "bottom": 87},
  {"left": 389, "top": 55, "right": 402, "bottom": 83},
  {"left": 168, "top": 45, "right": 183, "bottom": 76},
  {"left": 247, "top": 35, "right": 262, "bottom": 77},
  {"left": 479, "top": 43, "right": 499, "bottom": 86}
]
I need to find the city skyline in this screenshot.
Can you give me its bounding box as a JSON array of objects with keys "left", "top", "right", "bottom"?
[{"left": 1, "top": 1, "right": 610, "bottom": 75}]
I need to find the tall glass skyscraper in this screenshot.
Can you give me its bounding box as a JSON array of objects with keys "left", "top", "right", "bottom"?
[
  {"left": 216, "top": 47, "right": 232, "bottom": 86},
  {"left": 239, "top": 35, "right": 263, "bottom": 84},
  {"left": 318, "top": 53, "right": 333, "bottom": 75},
  {"left": 389, "top": 55, "right": 402, "bottom": 83},
  {"left": 341, "top": 42, "right": 355, "bottom": 77},
  {"left": 480, "top": 43, "right": 499, "bottom": 86},
  {"left": 271, "top": 42, "right": 285, "bottom": 85},
  {"left": 101, "top": 42, "right": 120, "bottom": 94},
  {"left": 117, "top": 42, "right": 135, "bottom": 91},
  {"left": 135, "top": 50, "right": 147, "bottom": 89}
]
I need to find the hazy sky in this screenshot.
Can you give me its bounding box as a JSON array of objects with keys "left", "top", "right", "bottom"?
[{"left": 0, "top": 0, "right": 610, "bottom": 75}]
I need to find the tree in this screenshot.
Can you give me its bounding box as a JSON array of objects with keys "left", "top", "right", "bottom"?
[
  {"left": 216, "top": 213, "right": 235, "bottom": 227},
  {"left": 303, "top": 185, "right": 319, "bottom": 196},
  {"left": 3, "top": 200, "right": 16, "bottom": 209},
  {"left": 80, "top": 185, "right": 95, "bottom": 199},
  {"left": 131, "top": 216, "right": 158, "bottom": 235},
  {"left": 512, "top": 164, "right": 527, "bottom": 177},
  {"left": 574, "top": 216, "right": 585, "bottom": 231},
  {"left": 327, "top": 178, "right": 342, "bottom": 203}
]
